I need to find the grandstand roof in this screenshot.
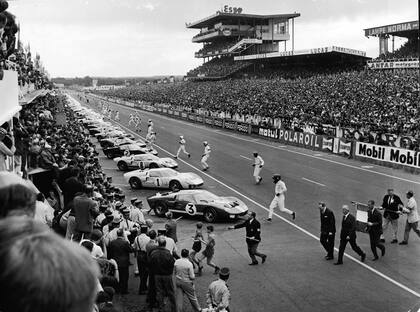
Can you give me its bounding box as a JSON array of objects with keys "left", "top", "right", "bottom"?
[
  {"left": 187, "top": 12, "right": 300, "bottom": 29},
  {"left": 364, "top": 20, "right": 419, "bottom": 38}
]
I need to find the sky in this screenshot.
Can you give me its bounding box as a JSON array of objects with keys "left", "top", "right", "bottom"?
[{"left": 7, "top": 0, "right": 419, "bottom": 77}]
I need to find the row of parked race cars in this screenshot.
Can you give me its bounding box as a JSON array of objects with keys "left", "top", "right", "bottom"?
[{"left": 71, "top": 102, "right": 248, "bottom": 223}]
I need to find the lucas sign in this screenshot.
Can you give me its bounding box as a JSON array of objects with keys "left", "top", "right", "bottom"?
[{"left": 355, "top": 142, "right": 420, "bottom": 169}]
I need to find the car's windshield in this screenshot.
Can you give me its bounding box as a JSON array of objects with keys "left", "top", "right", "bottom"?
[{"left": 160, "top": 169, "right": 178, "bottom": 177}]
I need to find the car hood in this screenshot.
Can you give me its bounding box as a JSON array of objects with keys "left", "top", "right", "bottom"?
[
  {"left": 160, "top": 158, "right": 178, "bottom": 166},
  {"left": 178, "top": 173, "right": 203, "bottom": 182},
  {"left": 214, "top": 197, "right": 248, "bottom": 213}
]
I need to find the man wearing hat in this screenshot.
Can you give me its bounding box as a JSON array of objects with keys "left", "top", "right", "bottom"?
[
  {"left": 206, "top": 267, "right": 231, "bottom": 312},
  {"left": 103, "top": 214, "right": 125, "bottom": 245},
  {"left": 399, "top": 190, "right": 420, "bottom": 245},
  {"left": 201, "top": 141, "right": 211, "bottom": 171},
  {"left": 175, "top": 135, "right": 191, "bottom": 159},
  {"left": 252, "top": 151, "right": 264, "bottom": 184},
  {"left": 228, "top": 211, "right": 267, "bottom": 265},
  {"left": 267, "top": 174, "right": 296, "bottom": 222},
  {"left": 147, "top": 119, "right": 154, "bottom": 134},
  {"left": 318, "top": 202, "right": 336, "bottom": 260},
  {"left": 130, "top": 198, "right": 146, "bottom": 225},
  {"left": 134, "top": 225, "right": 150, "bottom": 294}
]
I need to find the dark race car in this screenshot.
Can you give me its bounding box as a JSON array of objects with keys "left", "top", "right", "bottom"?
[
  {"left": 103, "top": 143, "right": 158, "bottom": 159},
  {"left": 147, "top": 189, "right": 248, "bottom": 223}
]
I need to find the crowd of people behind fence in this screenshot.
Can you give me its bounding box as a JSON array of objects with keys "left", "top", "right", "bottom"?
[{"left": 100, "top": 68, "right": 420, "bottom": 142}]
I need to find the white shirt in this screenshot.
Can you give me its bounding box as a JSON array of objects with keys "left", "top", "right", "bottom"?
[
  {"left": 275, "top": 180, "right": 287, "bottom": 196},
  {"left": 80, "top": 239, "right": 104, "bottom": 258},
  {"left": 204, "top": 145, "right": 211, "bottom": 156},
  {"left": 405, "top": 197, "right": 419, "bottom": 223},
  {"left": 34, "top": 200, "right": 55, "bottom": 227},
  {"left": 134, "top": 233, "right": 150, "bottom": 252},
  {"left": 174, "top": 258, "right": 195, "bottom": 282},
  {"left": 165, "top": 236, "right": 178, "bottom": 255},
  {"left": 254, "top": 155, "right": 264, "bottom": 166},
  {"left": 179, "top": 138, "right": 186, "bottom": 145}
]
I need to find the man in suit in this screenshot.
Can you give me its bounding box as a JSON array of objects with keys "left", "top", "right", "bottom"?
[
  {"left": 73, "top": 184, "right": 99, "bottom": 241},
  {"left": 318, "top": 202, "right": 336, "bottom": 260},
  {"left": 108, "top": 228, "right": 133, "bottom": 294},
  {"left": 367, "top": 200, "right": 385, "bottom": 260},
  {"left": 380, "top": 189, "right": 403, "bottom": 243},
  {"left": 228, "top": 211, "right": 267, "bottom": 265},
  {"left": 335, "top": 205, "right": 366, "bottom": 265}
]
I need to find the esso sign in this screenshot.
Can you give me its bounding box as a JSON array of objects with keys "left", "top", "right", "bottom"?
[
  {"left": 222, "top": 5, "right": 243, "bottom": 14},
  {"left": 185, "top": 203, "right": 197, "bottom": 216}
]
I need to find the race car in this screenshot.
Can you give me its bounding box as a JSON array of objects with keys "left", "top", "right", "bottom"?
[
  {"left": 114, "top": 153, "right": 178, "bottom": 171},
  {"left": 124, "top": 168, "right": 203, "bottom": 191},
  {"left": 103, "top": 143, "right": 158, "bottom": 159},
  {"left": 147, "top": 190, "right": 248, "bottom": 223},
  {"left": 99, "top": 136, "right": 137, "bottom": 149}
]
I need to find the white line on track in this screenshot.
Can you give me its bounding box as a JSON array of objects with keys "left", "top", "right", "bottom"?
[
  {"left": 90, "top": 97, "right": 420, "bottom": 186},
  {"left": 239, "top": 155, "right": 252, "bottom": 160},
  {"left": 302, "top": 177, "right": 326, "bottom": 187},
  {"left": 75, "top": 95, "right": 420, "bottom": 299}
]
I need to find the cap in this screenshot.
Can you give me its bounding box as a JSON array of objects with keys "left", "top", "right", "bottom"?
[
  {"left": 272, "top": 174, "right": 281, "bottom": 179},
  {"left": 407, "top": 190, "right": 414, "bottom": 196},
  {"left": 180, "top": 135, "right": 183, "bottom": 138},
  {"left": 203, "top": 141, "right": 208, "bottom": 145},
  {"left": 219, "top": 267, "right": 230, "bottom": 277},
  {"left": 121, "top": 207, "right": 130, "bottom": 214},
  {"left": 134, "top": 199, "right": 143, "bottom": 205},
  {"left": 131, "top": 197, "right": 137, "bottom": 203}
]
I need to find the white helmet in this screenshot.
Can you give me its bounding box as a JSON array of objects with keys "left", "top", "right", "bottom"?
[
  {"left": 180, "top": 135, "right": 184, "bottom": 139},
  {"left": 203, "top": 141, "right": 208, "bottom": 145}
]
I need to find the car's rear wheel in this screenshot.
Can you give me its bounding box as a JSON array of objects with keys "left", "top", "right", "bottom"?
[
  {"left": 129, "top": 177, "right": 142, "bottom": 189},
  {"left": 149, "top": 162, "right": 159, "bottom": 169},
  {"left": 117, "top": 161, "right": 128, "bottom": 171},
  {"left": 169, "top": 180, "right": 182, "bottom": 191},
  {"left": 154, "top": 202, "right": 168, "bottom": 217},
  {"left": 203, "top": 208, "right": 217, "bottom": 223},
  {"left": 105, "top": 152, "right": 114, "bottom": 159}
]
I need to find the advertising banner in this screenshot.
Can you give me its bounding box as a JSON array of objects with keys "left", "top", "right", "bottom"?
[
  {"left": 237, "top": 122, "right": 250, "bottom": 134},
  {"left": 355, "top": 142, "right": 420, "bottom": 169},
  {"left": 224, "top": 120, "right": 236, "bottom": 130},
  {"left": 168, "top": 110, "right": 173, "bottom": 115},
  {"left": 205, "top": 117, "right": 213, "bottom": 126},
  {"left": 322, "top": 137, "right": 333, "bottom": 151},
  {"left": 367, "top": 60, "right": 419, "bottom": 70},
  {"left": 278, "top": 129, "right": 322, "bottom": 150},
  {"left": 196, "top": 115, "right": 204, "bottom": 123},
  {"left": 214, "top": 118, "right": 224, "bottom": 128},
  {"left": 338, "top": 140, "right": 352, "bottom": 156},
  {"left": 162, "top": 108, "right": 167, "bottom": 114},
  {"left": 257, "top": 127, "right": 279, "bottom": 139},
  {"left": 188, "top": 114, "right": 196, "bottom": 122},
  {"left": 174, "top": 111, "right": 180, "bottom": 116},
  {"left": 181, "top": 112, "right": 188, "bottom": 119}
]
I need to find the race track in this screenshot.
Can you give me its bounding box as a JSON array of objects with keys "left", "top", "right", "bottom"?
[{"left": 71, "top": 92, "right": 420, "bottom": 312}]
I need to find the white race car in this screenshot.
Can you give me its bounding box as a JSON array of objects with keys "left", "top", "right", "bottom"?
[
  {"left": 114, "top": 153, "right": 178, "bottom": 171},
  {"left": 124, "top": 168, "right": 203, "bottom": 191}
]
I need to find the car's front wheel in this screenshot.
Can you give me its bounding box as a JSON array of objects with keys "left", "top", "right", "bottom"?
[
  {"left": 129, "top": 177, "right": 142, "bottom": 189},
  {"left": 169, "top": 180, "right": 182, "bottom": 191},
  {"left": 203, "top": 208, "right": 217, "bottom": 223},
  {"left": 149, "top": 162, "right": 159, "bottom": 169},
  {"left": 117, "top": 161, "right": 128, "bottom": 171},
  {"left": 154, "top": 202, "right": 168, "bottom": 217}
]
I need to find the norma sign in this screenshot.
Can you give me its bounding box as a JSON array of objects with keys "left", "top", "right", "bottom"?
[
  {"left": 355, "top": 142, "right": 420, "bottom": 169},
  {"left": 214, "top": 118, "right": 223, "bottom": 128},
  {"left": 236, "top": 122, "right": 249, "bottom": 133},
  {"left": 365, "top": 21, "right": 419, "bottom": 36}
]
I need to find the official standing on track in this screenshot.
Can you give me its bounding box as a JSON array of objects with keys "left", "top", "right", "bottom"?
[
  {"left": 367, "top": 200, "right": 385, "bottom": 261},
  {"left": 147, "top": 119, "right": 154, "bottom": 134},
  {"left": 201, "top": 141, "right": 211, "bottom": 171},
  {"left": 228, "top": 211, "right": 267, "bottom": 265},
  {"left": 399, "top": 190, "right": 420, "bottom": 245},
  {"left": 380, "top": 188, "right": 403, "bottom": 243},
  {"left": 335, "top": 205, "right": 366, "bottom": 265},
  {"left": 252, "top": 151, "right": 264, "bottom": 184},
  {"left": 267, "top": 174, "right": 295, "bottom": 221},
  {"left": 318, "top": 202, "right": 335, "bottom": 260},
  {"left": 114, "top": 111, "right": 120, "bottom": 121},
  {"left": 175, "top": 135, "right": 190, "bottom": 159}
]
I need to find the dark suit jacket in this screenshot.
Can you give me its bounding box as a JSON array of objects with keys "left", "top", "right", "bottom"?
[
  {"left": 234, "top": 218, "right": 261, "bottom": 243},
  {"left": 367, "top": 209, "right": 383, "bottom": 235},
  {"left": 73, "top": 193, "right": 99, "bottom": 233},
  {"left": 320, "top": 208, "right": 336, "bottom": 234},
  {"left": 108, "top": 238, "right": 133, "bottom": 268},
  {"left": 340, "top": 213, "right": 357, "bottom": 240},
  {"left": 382, "top": 194, "right": 403, "bottom": 220}
]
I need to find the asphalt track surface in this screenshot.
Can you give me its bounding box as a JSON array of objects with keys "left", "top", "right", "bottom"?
[{"left": 69, "top": 92, "right": 420, "bottom": 312}]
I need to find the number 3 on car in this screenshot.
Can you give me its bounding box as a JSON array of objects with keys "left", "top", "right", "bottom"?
[{"left": 185, "top": 203, "right": 197, "bottom": 215}]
